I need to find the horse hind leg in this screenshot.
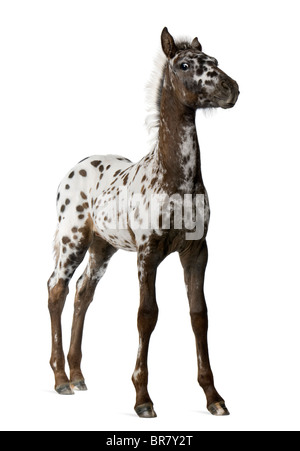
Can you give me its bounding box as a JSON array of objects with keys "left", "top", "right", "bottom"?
[
  {"left": 47, "top": 217, "right": 93, "bottom": 395},
  {"left": 67, "top": 234, "right": 117, "bottom": 391}
]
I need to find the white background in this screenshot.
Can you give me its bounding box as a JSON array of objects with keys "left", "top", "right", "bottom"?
[{"left": 1, "top": 0, "right": 300, "bottom": 431}]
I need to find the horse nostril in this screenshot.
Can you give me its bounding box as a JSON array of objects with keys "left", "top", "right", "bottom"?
[{"left": 221, "top": 80, "right": 230, "bottom": 92}]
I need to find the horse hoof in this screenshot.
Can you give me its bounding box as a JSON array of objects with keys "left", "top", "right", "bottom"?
[
  {"left": 71, "top": 380, "right": 88, "bottom": 391},
  {"left": 55, "top": 383, "right": 74, "bottom": 395},
  {"left": 207, "top": 401, "right": 230, "bottom": 416},
  {"left": 135, "top": 402, "right": 157, "bottom": 418}
]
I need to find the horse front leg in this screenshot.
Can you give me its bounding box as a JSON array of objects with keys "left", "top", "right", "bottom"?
[
  {"left": 180, "top": 240, "right": 229, "bottom": 416},
  {"left": 132, "top": 251, "right": 160, "bottom": 418}
]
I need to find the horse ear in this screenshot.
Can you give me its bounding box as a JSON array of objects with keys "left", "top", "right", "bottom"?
[
  {"left": 191, "top": 37, "right": 202, "bottom": 51},
  {"left": 161, "top": 27, "right": 178, "bottom": 59}
]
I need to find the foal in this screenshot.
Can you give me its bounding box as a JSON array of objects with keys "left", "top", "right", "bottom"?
[{"left": 48, "top": 27, "right": 239, "bottom": 417}]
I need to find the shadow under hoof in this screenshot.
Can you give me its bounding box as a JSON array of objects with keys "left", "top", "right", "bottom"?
[
  {"left": 71, "top": 380, "right": 88, "bottom": 391},
  {"left": 135, "top": 402, "right": 157, "bottom": 418},
  {"left": 55, "top": 383, "right": 74, "bottom": 395},
  {"left": 207, "top": 401, "right": 230, "bottom": 416}
]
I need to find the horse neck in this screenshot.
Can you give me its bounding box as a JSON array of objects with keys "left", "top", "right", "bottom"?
[{"left": 156, "top": 72, "right": 203, "bottom": 190}]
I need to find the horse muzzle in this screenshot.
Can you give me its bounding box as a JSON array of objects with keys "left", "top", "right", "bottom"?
[{"left": 217, "top": 78, "right": 240, "bottom": 109}]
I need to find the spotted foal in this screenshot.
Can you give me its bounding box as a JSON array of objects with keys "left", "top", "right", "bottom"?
[{"left": 48, "top": 27, "right": 239, "bottom": 417}]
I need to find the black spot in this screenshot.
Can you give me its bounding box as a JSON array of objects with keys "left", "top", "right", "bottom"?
[
  {"left": 69, "top": 171, "right": 75, "bottom": 179},
  {"left": 117, "top": 157, "right": 131, "bottom": 162},
  {"left": 79, "top": 169, "right": 87, "bottom": 177},
  {"left": 78, "top": 157, "right": 89, "bottom": 163},
  {"left": 91, "top": 160, "right": 101, "bottom": 167},
  {"left": 207, "top": 70, "right": 218, "bottom": 78}
]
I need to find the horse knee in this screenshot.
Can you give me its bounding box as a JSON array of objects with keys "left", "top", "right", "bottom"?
[
  {"left": 137, "top": 305, "right": 158, "bottom": 335},
  {"left": 190, "top": 309, "right": 208, "bottom": 335}
]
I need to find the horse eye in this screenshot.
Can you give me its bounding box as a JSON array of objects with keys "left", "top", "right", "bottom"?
[{"left": 180, "top": 63, "right": 189, "bottom": 71}]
